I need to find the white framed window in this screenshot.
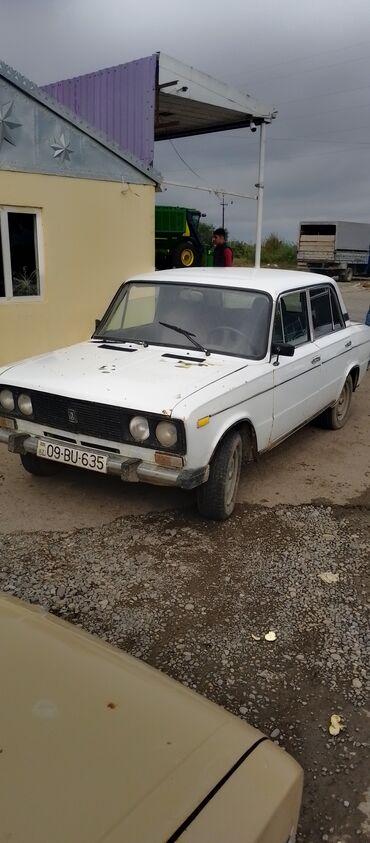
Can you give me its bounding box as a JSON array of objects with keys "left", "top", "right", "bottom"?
[{"left": 0, "top": 208, "right": 43, "bottom": 301}]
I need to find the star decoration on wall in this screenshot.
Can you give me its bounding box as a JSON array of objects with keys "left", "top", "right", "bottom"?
[
  {"left": 0, "top": 101, "right": 21, "bottom": 148},
  {"left": 51, "top": 132, "right": 73, "bottom": 162}
]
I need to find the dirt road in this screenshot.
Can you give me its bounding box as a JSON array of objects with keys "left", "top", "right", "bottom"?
[{"left": 0, "top": 282, "right": 369, "bottom": 841}]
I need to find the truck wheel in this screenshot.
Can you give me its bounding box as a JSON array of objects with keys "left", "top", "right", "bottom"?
[
  {"left": 319, "top": 375, "right": 353, "bottom": 430},
  {"left": 20, "top": 453, "right": 62, "bottom": 476},
  {"left": 196, "top": 431, "right": 242, "bottom": 521},
  {"left": 340, "top": 267, "right": 353, "bottom": 282},
  {"left": 172, "top": 241, "right": 198, "bottom": 268}
]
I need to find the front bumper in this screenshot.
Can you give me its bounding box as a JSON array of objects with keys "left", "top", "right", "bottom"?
[{"left": 0, "top": 430, "right": 209, "bottom": 490}]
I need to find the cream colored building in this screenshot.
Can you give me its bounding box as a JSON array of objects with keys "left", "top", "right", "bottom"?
[{"left": 0, "top": 62, "right": 159, "bottom": 366}]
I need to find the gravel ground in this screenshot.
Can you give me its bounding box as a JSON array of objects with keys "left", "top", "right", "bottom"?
[{"left": 1, "top": 500, "right": 369, "bottom": 841}]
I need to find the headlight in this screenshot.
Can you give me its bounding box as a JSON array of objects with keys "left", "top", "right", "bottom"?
[
  {"left": 156, "top": 421, "right": 178, "bottom": 448},
  {"left": 0, "top": 389, "right": 15, "bottom": 412},
  {"left": 129, "top": 415, "right": 150, "bottom": 442},
  {"left": 17, "top": 393, "right": 33, "bottom": 416}
]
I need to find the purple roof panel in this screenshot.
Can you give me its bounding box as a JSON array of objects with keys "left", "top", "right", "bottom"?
[{"left": 42, "top": 54, "right": 157, "bottom": 167}]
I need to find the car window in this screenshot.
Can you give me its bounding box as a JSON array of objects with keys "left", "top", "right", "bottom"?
[
  {"left": 95, "top": 282, "right": 271, "bottom": 359},
  {"left": 221, "top": 290, "right": 253, "bottom": 309},
  {"left": 309, "top": 286, "right": 344, "bottom": 337},
  {"left": 330, "top": 288, "right": 344, "bottom": 330},
  {"left": 124, "top": 285, "right": 157, "bottom": 328},
  {"left": 272, "top": 301, "right": 284, "bottom": 343},
  {"left": 279, "top": 291, "right": 309, "bottom": 346}
]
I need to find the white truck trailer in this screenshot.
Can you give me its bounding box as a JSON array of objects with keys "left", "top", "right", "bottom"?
[{"left": 297, "top": 221, "right": 370, "bottom": 281}]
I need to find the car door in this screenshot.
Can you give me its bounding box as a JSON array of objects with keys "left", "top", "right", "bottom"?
[
  {"left": 271, "top": 289, "right": 324, "bottom": 443},
  {"left": 308, "top": 284, "right": 354, "bottom": 404}
]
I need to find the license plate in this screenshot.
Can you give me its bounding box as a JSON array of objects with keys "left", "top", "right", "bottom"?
[{"left": 36, "top": 440, "right": 108, "bottom": 473}]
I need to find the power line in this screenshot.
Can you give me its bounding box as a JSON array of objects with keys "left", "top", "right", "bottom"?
[
  {"left": 279, "top": 81, "right": 370, "bottom": 105},
  {"left": 281, "top": 101, "right": 370, "bottom": 121},
  {"left": 249, "top": 51, "right": 370, "bottom": 86},
  {"left": 268, "top": 136, "right": 370, "bottom": 146},
  {"left": 169, "top": 140, "right": 204, "bottom": 180},
  {"left": 207, "top": 124, "right": 370, "bottom": 141},
  {"left": 290, "top": 123, "right": 370, "bottom": 136},
  {"left": 230, "top": 39, "right": 370, "bottom": 80}
]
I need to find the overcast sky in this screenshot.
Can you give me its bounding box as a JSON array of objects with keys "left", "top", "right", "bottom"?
[{"left": 1, "top": 0, "right": 370, "bottom": 241}]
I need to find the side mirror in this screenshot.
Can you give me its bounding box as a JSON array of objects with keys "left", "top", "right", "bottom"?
[
  {"left": 95, "top": 318, "right": 101, "bottom": 331},
  {"left": 272, "top": 342, "right": 295, "bottom": 357},
  {"left": 271, "top": 342, "right": 295, "bottom": 366}
]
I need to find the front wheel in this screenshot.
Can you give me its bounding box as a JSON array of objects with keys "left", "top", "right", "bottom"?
[
  {"left": 196, "top": 431, "right": 242, "bottom": 521},
  {"left": 20, "top": 453, "right": 62, "bottom": 476},
  {"left": 319, "top": 375, "right": 353, "bottom": 429}
]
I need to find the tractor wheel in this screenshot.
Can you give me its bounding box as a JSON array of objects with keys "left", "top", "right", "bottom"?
[{"left": 172, "top": 241, "right": 198, "bottom": 268}]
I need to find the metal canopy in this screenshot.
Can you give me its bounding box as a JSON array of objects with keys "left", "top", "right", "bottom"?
[
  {"left": 156, "top": 53, "right": 276, "bottom": 140},
  {"left": 43, "top": 52, "right": 277, "bottom": 266}
]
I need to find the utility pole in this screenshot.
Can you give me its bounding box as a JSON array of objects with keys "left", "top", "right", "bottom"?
[{"left": 220, "top": 194, "right": 233, "bottom": 229}]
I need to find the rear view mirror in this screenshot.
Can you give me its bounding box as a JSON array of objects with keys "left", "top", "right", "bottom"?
[{"left": 271, "top": 342, "right": 295, "bottom": 366}]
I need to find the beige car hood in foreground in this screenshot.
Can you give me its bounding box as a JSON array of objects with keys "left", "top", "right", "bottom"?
[{"left": 0, "top": 595, "right": 302, "bottom": 843}]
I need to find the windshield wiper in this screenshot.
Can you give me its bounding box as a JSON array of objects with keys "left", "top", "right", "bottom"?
[
  {"left": 93, "top": 336, "right": 149, "bottom": 347},
  {"left": 159, "top": 322, "right": 209, "bottom": 356}
]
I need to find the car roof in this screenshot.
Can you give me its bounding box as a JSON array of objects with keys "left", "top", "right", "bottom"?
[{"left": 128, "top": 267, "right": 336, "bottom": 298}]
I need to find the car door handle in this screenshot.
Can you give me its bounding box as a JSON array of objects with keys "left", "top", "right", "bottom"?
[
  {"left": 345, "top": 340, "right": 352, "bottom": 348},
  {"left": 311, "top": 356, "right": 321, "bottom": 364}
]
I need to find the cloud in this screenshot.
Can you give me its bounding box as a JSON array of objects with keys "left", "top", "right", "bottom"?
[{"left": 1, "top": 0, "right": 370, "bottom": 241}]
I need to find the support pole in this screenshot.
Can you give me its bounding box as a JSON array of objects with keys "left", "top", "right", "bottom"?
[
  {"left": 221, "top": 194, "right": 225, "bottom": 228},
  {"left": 255, "top": 121, "right": 266, "bottom": 268}
]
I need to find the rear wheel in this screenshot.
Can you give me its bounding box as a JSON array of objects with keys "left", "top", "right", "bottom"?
[
  {"left": 340, "top": 267, "right": 353, "bottom": 282},
  {"left": 196, "top": 431, "right": 242, "bottom": 521},
  {"left": 320, "top": 375, "right": 353, "bottom": 429},
  {"left": 20, "top": 453, "right": 62, "bottom": 476},
  {"left": 172, "top": 241, "right": 198, "bottom": 268}
]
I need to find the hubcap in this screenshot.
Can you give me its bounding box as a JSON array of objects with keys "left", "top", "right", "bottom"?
[
  {"left": 336, "top": 381, "right": 350, "bottom": 422},
  {"left": 225, "top": 443, "right": 242, "bottom": 507},
  {"left": 181, "top": 249, "right": 194, "bottom": 267}
]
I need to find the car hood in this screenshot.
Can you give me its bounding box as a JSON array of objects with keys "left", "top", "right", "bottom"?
[
  {"left": 0, "top": 342, "right": 248, "bottom": 415},
  {"left": 0, "top": 594, "right": 265, "bottom": 843}
]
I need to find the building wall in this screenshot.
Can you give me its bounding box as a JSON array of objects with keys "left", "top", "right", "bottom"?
[{"left": 0, "top": 171, "right": 155, "bottom": 366}]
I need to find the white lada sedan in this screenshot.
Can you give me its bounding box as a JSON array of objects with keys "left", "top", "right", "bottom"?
[{"left": 0, "top": 268, "right": 369, "bottom": 520}]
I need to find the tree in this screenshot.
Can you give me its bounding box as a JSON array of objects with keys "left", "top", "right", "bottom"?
[
  {"left": 229, "top": 239, "right": 255, "bottom": 263},
  {"left": 198, "top": 221, "right": 216, "bottom": 248},
  {"left": 261, "top": 234, "right": 296, "bottom": 267}
]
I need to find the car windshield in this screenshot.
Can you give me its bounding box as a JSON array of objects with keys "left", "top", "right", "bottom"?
[{"left": 94, "top": 282, "right": 272, "bottom": 359}]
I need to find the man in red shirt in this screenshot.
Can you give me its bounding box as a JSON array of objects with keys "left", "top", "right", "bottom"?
[{"left": 212, "top": 228, "right": 234, "bottom": 267}]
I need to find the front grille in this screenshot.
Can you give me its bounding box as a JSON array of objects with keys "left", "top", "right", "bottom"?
[
  {"left": 32, "top": 392, "right": 128, "bottom": 443},
  {"left": 2, "top": 386, "right": 186, "bottom": 454}
]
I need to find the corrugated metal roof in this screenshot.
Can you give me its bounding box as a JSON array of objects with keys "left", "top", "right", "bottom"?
[
  {"left": 0, "top": 59, "right": 160, "bottom": 183},
  {"left": 42, "top": 53, "right": 277, "bottom": 164},
  {"left": 43, "top": 55, "right": 157, "bottom": 168}
]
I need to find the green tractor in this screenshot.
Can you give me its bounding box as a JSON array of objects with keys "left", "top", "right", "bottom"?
[{"left": 155, "top": 206, "right": 209, "bottom": 269}]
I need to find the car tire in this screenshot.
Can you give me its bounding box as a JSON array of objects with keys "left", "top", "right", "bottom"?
[
  {"left": 196, "top": 431, "right": 242, "bottom": 521},
  {"left": 20, "top": 453, "right": 62, "bottom": 476},
  {"left": 339, "top": 266, "right": 353, "bottom": 282},
  {"left": 320, "top": 375, "right": 353, "bottom": 430}
]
